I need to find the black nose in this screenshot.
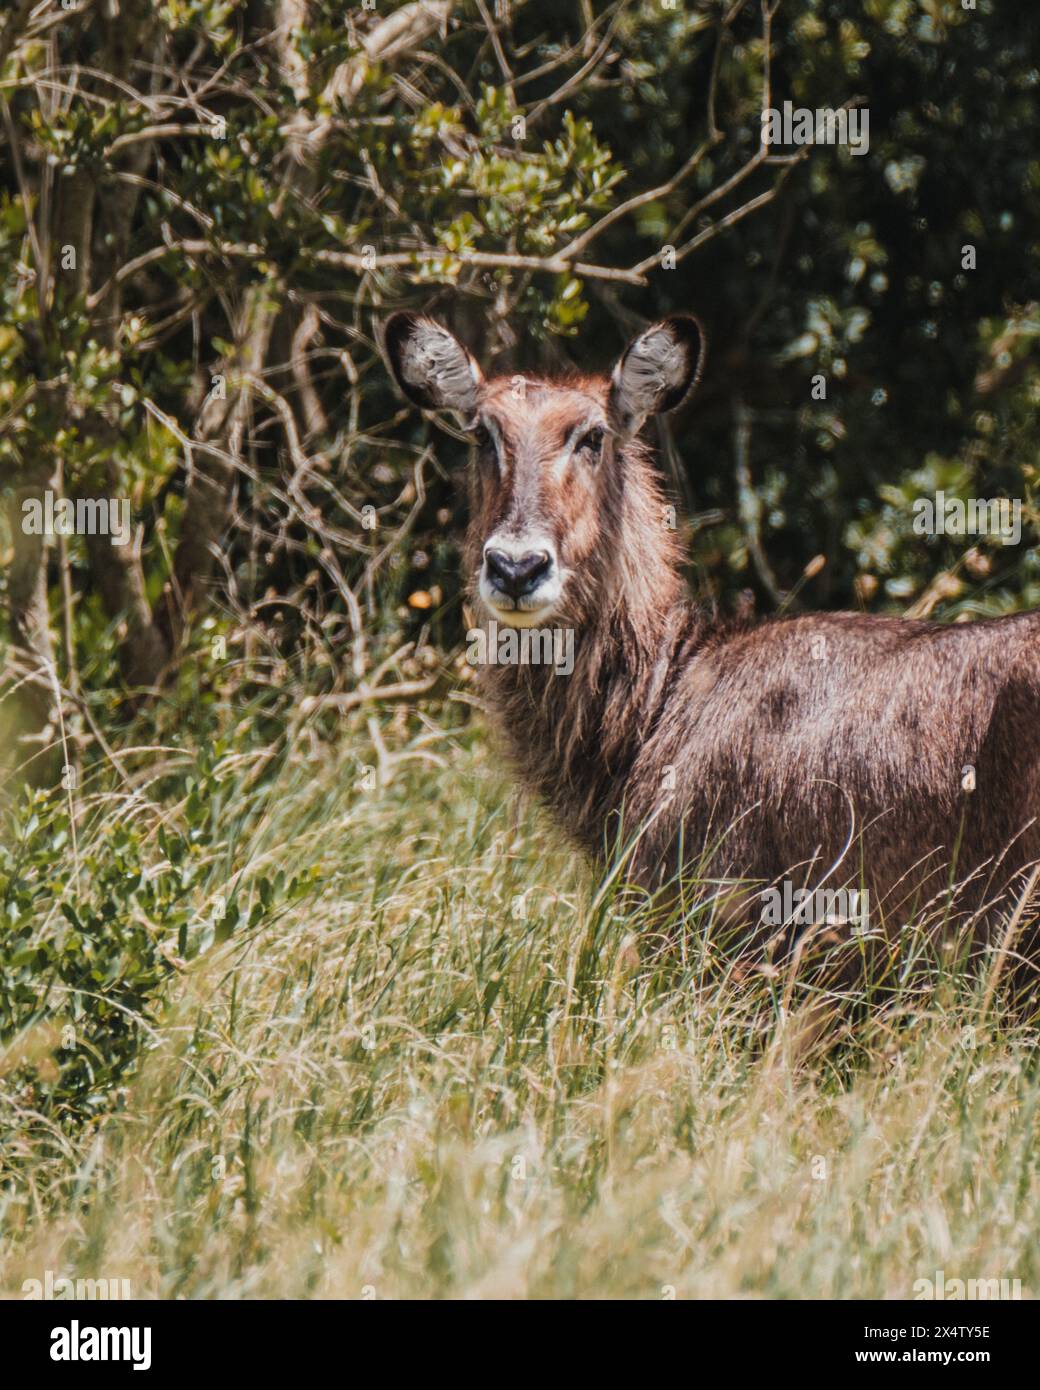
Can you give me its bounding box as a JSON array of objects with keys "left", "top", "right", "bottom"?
[{"left": 485, "top": 549, "right": 552, "bottom": 600}]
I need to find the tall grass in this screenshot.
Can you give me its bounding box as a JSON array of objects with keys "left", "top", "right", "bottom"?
[{"left": 1, "top": 717, "right": 1038, "bottom": 1300}]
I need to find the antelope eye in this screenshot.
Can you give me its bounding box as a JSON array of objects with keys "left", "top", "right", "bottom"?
[
  {"left": 577, "top": 427, "right": 605, "bottom": 457},
  {"left": 472, "top": 422, "right": 491, "bottom": 449}
]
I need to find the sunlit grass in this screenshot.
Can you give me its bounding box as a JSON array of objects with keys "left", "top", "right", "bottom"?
[{"left": 1, "top": 721, "right": 1038, "bottom": 1299}]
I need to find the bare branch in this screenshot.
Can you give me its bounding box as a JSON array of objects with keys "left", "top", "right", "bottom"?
[{"left": 312, "top": 245, "right": 647, "bottom": 286}]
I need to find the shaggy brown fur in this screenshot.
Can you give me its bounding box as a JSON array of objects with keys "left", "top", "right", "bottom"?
[{"left": 385, "top": 312, "right": 1040, "bottom": 965}]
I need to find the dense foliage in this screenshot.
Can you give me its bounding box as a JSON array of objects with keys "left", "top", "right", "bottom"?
[{"left": 2, "top": 2, "right": 1037, "bottom": 712}]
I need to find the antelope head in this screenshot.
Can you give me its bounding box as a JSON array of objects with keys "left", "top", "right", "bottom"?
[{"left": 384, "top": 312, "right": 703, "bottom": 628}]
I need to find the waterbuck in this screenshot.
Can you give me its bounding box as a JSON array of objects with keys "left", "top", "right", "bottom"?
[{"left": 385, "top": 311, "right": 1040, "bottom": 969}]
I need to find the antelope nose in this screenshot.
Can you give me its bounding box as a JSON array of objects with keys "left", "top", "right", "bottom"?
[{"left": 485, "top": 548, "right": 552, "bottom": 599}]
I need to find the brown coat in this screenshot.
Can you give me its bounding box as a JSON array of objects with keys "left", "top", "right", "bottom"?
[{"left": 386, "top": 312, "right": 1040, "bottom": 951}]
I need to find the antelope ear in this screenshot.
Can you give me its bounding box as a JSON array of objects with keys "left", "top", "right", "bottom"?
[
  {"left": 383, "top": 312, "right": 483, "bottom": 416},
  {"left": 607, "top": 315, "right": 704, "bottom": 437}
]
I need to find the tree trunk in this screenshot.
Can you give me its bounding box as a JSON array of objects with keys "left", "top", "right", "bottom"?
[{"left": 2, "top": 475, "right": 62, "bottom": 789}]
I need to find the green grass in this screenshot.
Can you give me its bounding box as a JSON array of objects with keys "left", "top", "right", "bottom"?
[{"left": 1, "top": 719, "right": 1038, "bottom": 1300}]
